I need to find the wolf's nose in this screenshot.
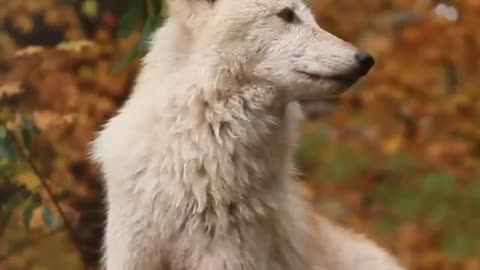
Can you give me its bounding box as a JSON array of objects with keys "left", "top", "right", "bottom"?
[{"left": 354, "top": 51, "right": 375, "bottom": 76}]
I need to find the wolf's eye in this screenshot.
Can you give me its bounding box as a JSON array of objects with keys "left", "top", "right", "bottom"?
[{"left": 277, "top": 8, "right": 297, "bottom": 23}]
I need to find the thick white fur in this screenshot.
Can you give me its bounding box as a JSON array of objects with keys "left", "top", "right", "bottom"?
[{"left": 91, "top": 0, "right": 406, "bottom": 269}]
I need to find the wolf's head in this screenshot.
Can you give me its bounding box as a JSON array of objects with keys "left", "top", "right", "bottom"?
[{"left": 166, "top": 0, "right": 374, "bottom": 102}]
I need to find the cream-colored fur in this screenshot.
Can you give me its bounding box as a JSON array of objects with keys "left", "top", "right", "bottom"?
[{"left": 91, "top": 0, "right": 406, "bottom": 269}]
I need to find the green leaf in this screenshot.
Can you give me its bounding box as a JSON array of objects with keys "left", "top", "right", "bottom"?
[
  {"left": 356, "top": 151, "right": 376, "bottom": 172},
  {"left": 0, "top": 125, "right": 6, "bottom": 139},
  {"left": 117, "top": 1, "right": 145, "bottom": 38},
  {"left": 392, "top": 192, "right": 422, "bottom": 218},
  {"left": 372, "top": 182, "right": 395, "bottom": 203},
  {"left": 388, "top": 151, "right": 415, "bottom": 173},
  {"left": 112, "top": 45, "right": 140, "bottom": 73},
  {"left": 325, "top": 147, "right": 356, "bottom": 183},
  {"left": 113, "top": 14, "right": 163, "bottom": 73},
  {"left": 443, "top": 233, "right": 480, "bottom": 256},
  {"left": 22, "top": 195, "right": 42, "bottom": 229},
  {"left": 295, "top": 138, "right": 315, "bottom": 171},
  {"left": 42, "top": 206, "right": 55, "bottom": 228},
  {"left": 421, "top": 170, "right": 456, "bottom": 196},
  {"left": 137, "top": 15, "right": 162, "bottom": 56},
  {"left": 469, "top": 182, "right": 480, "bottom": 207},
  {"left": 326, "top": 157, "right": 350, "bottom": 183},
  {"left": 20, "top": 116, "right": 40, "bottom": 150},
  {"left": 427, "top": 204, "right": 450, "bottom": 226},
  {"left": 1, "top": 192, "right": 26, "bottom": 228},
  {"left": 151, "top": 0, "right": 163, "bottom": 16},
  {"left": 0, "top": 136, "right": 18, "bottom": 161},
  {"left": 377, "top": 215, "right": 400, "bottom": 232}
]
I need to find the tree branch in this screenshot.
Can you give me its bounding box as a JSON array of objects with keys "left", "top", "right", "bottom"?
[{"left": 5, "top": 130, "right": 84, "bottom": 260}]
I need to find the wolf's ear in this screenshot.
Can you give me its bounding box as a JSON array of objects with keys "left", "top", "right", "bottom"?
[{"left": 166, "top": 0, "right": 216, "bottom": 28}]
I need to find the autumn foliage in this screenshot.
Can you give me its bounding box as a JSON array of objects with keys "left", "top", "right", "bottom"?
[{"left": 1, "top": 0, "right": 480, "bottom": 269}]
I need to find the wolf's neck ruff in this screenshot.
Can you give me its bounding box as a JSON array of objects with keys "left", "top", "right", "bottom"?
[{"left": 114, "top": 61, "right": 299, "bottom": 235}]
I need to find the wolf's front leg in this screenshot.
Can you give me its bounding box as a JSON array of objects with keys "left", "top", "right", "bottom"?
[{"left": 103, "top": 206, "right": 164, "bottom": 270}]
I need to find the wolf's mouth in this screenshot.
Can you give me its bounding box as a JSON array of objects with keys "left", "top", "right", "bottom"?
[{"left": 295, "top": 70, "right": 358, "bottom": 84}]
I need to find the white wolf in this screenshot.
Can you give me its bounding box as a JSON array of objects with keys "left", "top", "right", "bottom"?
[{"left": 91, "top": 0, "right": 406, "bottom": 270}]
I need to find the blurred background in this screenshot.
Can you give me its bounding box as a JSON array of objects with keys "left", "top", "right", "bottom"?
[{"left": 1, "top": 0, "right": 480, "bottom": 269}]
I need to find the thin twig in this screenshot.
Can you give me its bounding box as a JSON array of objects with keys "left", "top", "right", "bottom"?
[
  {"left": 0, "top": 227, "right": 63, "bottom": 262},
  {"left": 5, "top": 130, "right": 84, "bottom": 259}
]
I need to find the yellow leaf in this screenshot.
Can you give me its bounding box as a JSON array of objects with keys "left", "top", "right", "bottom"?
[
  {"left": 466, "top": 258, "right": 480, "bottom": 270},
  {"left": 14, "top": 46, "right": 45, "bottom": 57},
  {"left": 33, "top": 111, "right": 76, "bottom": 131},
  {"left": 56, "top": 40, "right": 96, "bottom": 52},
  {"left": 29, "top": 206, "right": 45, "bottom": 230},
  {"left": 382, "top": 135, "right": 403, "bottom": 155},
  {"left": 6, "top": 113, "right": 21, "bottom": 130},
  {"left": 14, "top": 171, "right": 40, "bottom": 191},
  {"left": 13, "top": 13, "right": 34, "bottom": 34},
  {"left": 81, "top": 0, "right": 98, "bottom": 18},
  {"left": 0, "top": 82, "right": 23, "bottom": 99}
]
